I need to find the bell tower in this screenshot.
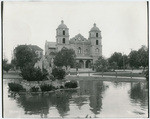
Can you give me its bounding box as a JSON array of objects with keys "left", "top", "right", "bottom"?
[
  {"left": 89, "top": 23, "right": 102, "bottom": 62},
  {"left": 56, "top": 20, "right": 70, "bottom": 51}
]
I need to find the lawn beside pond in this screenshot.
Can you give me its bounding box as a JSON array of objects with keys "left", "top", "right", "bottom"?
[
  {"left": 3, "top": 71, "right": 22, "bottom": 79},
  {"left": 93, "top": 71, "right": 145, "bottom": 77},
  {"left": 66, "top": 75, "right": 146, "bottom": 82},
  {"left": 3, "top": 70, "right": 146, "bottom": 82}
]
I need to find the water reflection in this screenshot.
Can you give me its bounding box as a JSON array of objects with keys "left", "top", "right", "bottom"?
[
  {"left": 79, "top": 80, "right": 106, "bottom": 114},
  {"left": 4, "top": 79, "right": 148, "bottom": 118},
  {"left": 129, "top": 82, "right": 148, "bottom": 108}
]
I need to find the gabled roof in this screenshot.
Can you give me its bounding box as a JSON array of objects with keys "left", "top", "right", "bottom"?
[
  {"left": 70, "top": 33, "right": 91, "bottom": 45},
  {"left": 28, "top": 45, "right": 43, "bottom": 51}
]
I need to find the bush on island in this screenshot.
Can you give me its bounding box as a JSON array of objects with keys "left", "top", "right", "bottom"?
[
  {"left": 20, "top": 64, "right": 48, "bottom": 81},
  {"left": 30, "top": 86, "right": 39, "bottom": 92},
  {"left": 51, "top": 68, "right": 66, "bottom": 80},
  {"left": 64, "top": 81, "right": 78, "bottom": 89},
  {"left": 40, "top": 84, "right": 55, "bottom": 92},
  {"left": 8, "top": 83, "right": 26, "bottom": 92}
]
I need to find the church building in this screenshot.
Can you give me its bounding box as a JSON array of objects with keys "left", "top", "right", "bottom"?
[{"left": 45, "top": 20, "right": 102, "bottom": 68}]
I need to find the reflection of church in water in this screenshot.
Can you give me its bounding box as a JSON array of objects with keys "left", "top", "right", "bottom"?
[{"left": 45, "top": 20, "right": 102, "bottom": 68}]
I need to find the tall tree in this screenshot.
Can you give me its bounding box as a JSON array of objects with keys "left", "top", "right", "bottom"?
[
  {"left": 54, "top": 47, "right": 76, "bottom": 69},
  {"left": 94, "top": 56, "right": 108, "bottom": 72},
  {"left": 128, "top": 50, "right": 139, "bottom": 70},
  {"left": 108, "top": 52, "right": 123, "bottom": 69},
  {"left": 122, "top": 54, "right": 129, "bottom": 69},
  {"left": 15, "top": 45, "right": 38, "bottom": 69},
  {"left": 137, "top": 45, "right": 148, "bottom": 71},
  {"left": 3, "top": 59, "right": 12, "bottom": 73}
]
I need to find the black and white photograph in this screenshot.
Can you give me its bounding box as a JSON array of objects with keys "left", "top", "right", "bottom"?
[{"left": 2, "top": 1, "right": 149, "bottom": 118}]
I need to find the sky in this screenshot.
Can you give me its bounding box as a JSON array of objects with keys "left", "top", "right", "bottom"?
[{"left": 3, "top": 1, "right": 148, "bottom": 62}]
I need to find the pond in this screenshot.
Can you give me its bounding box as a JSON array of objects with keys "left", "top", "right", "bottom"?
[{"left": 3, "top": 79, "right": 148, "bottom": 118}]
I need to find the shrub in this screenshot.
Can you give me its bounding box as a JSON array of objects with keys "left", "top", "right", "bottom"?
[
  {"left": 145, "top": 69, "right": 149, "bottom": 81},
  {"left": 20, "top": 64, "right": 48, "bottom": 81},
  {"left": 49, "top": 75, "right": 56, "bottom": 81},
  {"left": 51, "top": 68, "right": 66, "bottom": 80},
  {"left": 40, "top": 84, "right": 55, "bottom": 92},
  {"left": 60, "top": 85, "right": 64, "bottom": 89},
  {"left": 8, "top": 83, "right": 26, "bottom": 92},
  {"left": 30, "top": 86, "right": 39, "bottom": 92},
  {"left": 64, "top": 81, "right": 78, "bottom": 88}
]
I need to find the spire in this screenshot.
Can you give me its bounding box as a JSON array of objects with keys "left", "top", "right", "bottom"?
[
  {"left": 94, "top": 23, "right": 96, "bottom": 27},
  {"left": 61, "top": 20, "right": 64, "bottom": 24}
]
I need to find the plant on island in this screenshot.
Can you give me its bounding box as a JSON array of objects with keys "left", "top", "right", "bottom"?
[
  {"left": 40, "top": 84, "right": 55, "bottom": 92},
  {"left": 8, "top": 83, "right": 26, "bottom": 92},
  {"left": 64, "top": 80, "right": 78, "bottom": 89}
]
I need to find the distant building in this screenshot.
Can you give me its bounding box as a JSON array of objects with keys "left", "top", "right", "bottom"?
[
  {"left": 28, "top": 45, "right": 43, "bottom": 58},
  {"left": 45, "top": 20, "right": 102, "bottom": 68}
]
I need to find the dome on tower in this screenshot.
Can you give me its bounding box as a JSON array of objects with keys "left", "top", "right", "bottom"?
[
  {"left": 90, "top": 23, "right": 100, "bottom": 32},
  {"left": 58, "top": 20, "right": 68, "bottom": 29}
]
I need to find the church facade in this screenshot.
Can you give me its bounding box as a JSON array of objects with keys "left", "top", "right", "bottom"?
[{"left": 45, "top": 20, "right": 102, "bottom": 68}]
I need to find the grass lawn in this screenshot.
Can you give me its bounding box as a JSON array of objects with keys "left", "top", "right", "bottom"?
[
  {"left": 66, "top": 75, "right": 146, "bottom": 82},
  {"left": 3, "top": 71, "right": 22, "bottom": 79},
  {"left": 93, "top": 71, "right": 145, "bottom": 77}
]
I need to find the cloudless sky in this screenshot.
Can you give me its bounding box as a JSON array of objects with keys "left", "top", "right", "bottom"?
[{"left": 3, "top": 1, "right": 147, "bottom": 62}]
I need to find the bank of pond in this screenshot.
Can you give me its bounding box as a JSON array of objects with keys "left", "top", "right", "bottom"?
[{"left": 8, "top": 80, "right": 79, "bottom": 94}]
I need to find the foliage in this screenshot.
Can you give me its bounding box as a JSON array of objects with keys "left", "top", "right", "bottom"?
[
  {"left": 108, "top": 52, "right": 123, "bottom": 69},
  {"left": 20, "top": 64, "right": 48, "bottom": 81},
  {"left": 54, "top": 47, "right": 76, "bottom": 68},
  {"left": 40, "top": 84, "right": 55, "bottom": 92},
  {"left": 94, "top": 56, "right": 109, "bottom": 72},
  {"left": 8, "top": 83, "right": 26, "bottom": 92},
  {"left": 11, "top": 58, "right": 17, "bottom": 69},
  {"left": 51, "top": 68, "right": 66, "bottom": 80},
  {"left": 145, "top": 69, "right": 149, "bottom": 81},
  {"left": 30, "top": 86, "right": 39, "bottom": 92},
  {"left": 64, "top": 80, "right": 78, "bottom": 88},
  {"left": 122, "top": 54, "right": 129, "bottom": 69},
  {"left": 60, "top": 85, "right": 64, "bottom": 89},
  {"left": 128, "top": 51, "right": 139, "bottom": 69},
  {"left": 3, "top": 59, "right": 12, "bottom": 73},
  {"left": 15, "top": 45, "right": 38, "bottom": 69},
  {"left": 109, "top": 61, "right": 117, "bottom": 71},
  {"left": 49, "top": 75, "right": 56, "bottom": 81},
  {"left": 137, "top": 46, "right": 148, "bottom": 70}
]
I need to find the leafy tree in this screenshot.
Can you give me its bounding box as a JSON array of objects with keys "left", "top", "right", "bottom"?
[
  {"left": 20, "top": 64, "right": 48, "bottom": 81},
  {"left": 122, "top": 54, "right": 129, "bottom": 70},
  {"left": 11, "top": 58, "right": 17, "bottom": 70},
  {"left": 3, "top": 59, "right": 12, "bottom": 73},
  {"left": 108, "top": 52, "right": 123, "bottom": 69},
  {"left": 137, "top": 45, "right": 148, "bottom": 71},
  {"left": 51, "top": 67, "right": 66, "bottom": 80},
  {"left": 54, "top": 47, "right": 76, "bottom": 69},
  {"left": 94, "top": 56, "right": 108, "bottom": 72},
  {"left": 109, "top": 61, "right": 117, "bottom": 71},
  {"left": 128, "top": 50, "right": 139, "bottom": 70},
  {"left": 15, "top": 45, "right": 38, "bottom": 69}
]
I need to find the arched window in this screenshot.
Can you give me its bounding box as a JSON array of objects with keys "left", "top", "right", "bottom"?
[
  {"left": 63, "top": 38, "right": 65, "bottom": 44},
  {"left": 96, "top": 40, "right": 99, "bottom": 45},
  {"left": 78, "top": 47, "right": 81, "bottom": 53},
  {"left": 85, "top": 49, "right": 88, "bottom": 53},
  {"left": 63, "top": 30, "right": 65, "bottom": 35},
  {"left": 96, "top": 33, "right": 98, "bottom": 37},
  {"left": 95, "top": 48, "right": 99, "bottom": 53}
]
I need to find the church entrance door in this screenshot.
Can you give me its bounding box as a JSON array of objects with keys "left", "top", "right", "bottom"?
[
  {"left": 79, "top": 60, "right": 84, "bottom": 68},
  {"left": 85, "top": 60, "right": 91, "bottom": 68}
]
